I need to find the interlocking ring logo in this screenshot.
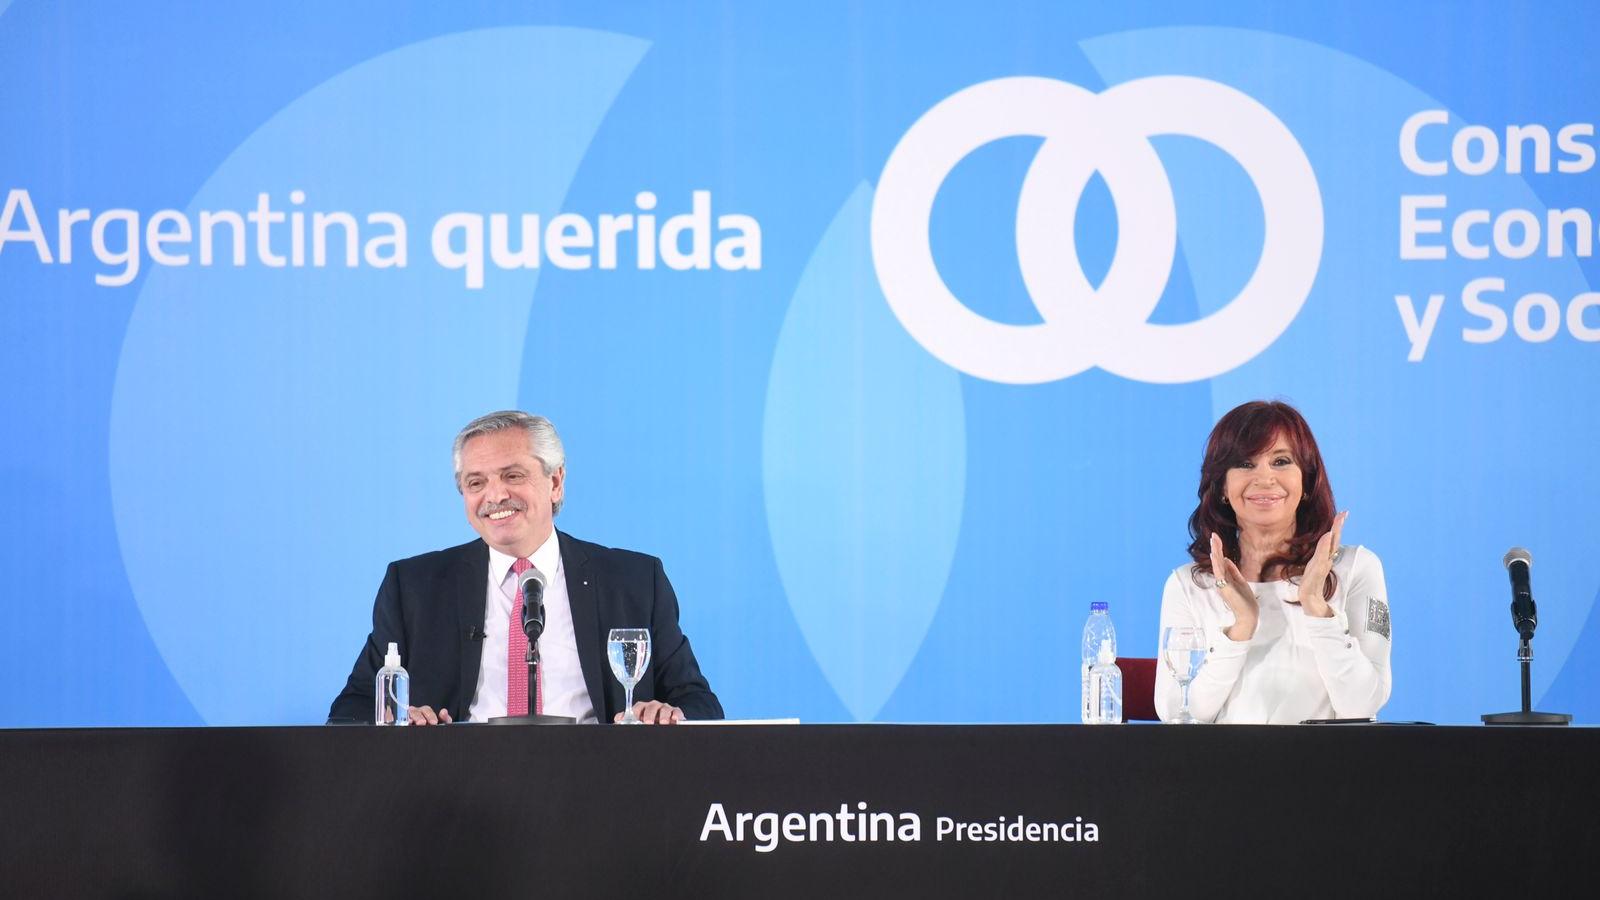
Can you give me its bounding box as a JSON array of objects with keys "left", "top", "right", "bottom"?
[{"left": 871, "top": 76, "right": 1323, "bottom": 384}]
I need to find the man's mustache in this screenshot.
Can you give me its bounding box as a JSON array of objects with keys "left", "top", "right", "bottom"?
[{"left": 477, "top": 499, "right": 528, "bottom": 518}]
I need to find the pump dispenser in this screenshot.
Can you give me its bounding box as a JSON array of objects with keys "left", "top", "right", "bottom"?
[{"left": 1088, "top": 639, "right": 1123, "bottom": 724}]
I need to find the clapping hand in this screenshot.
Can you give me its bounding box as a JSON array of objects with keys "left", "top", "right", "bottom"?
[
  {"left": 1295, "top": 510, "right": 1347, "bottom": 617},
  {"left": 1210, "top": 531, "right": 1258, "bottom": 640}
]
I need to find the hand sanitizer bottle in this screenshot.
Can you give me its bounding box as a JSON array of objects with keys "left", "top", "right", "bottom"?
[
  {"left": 1088, "top": 640, "right": 1123, "bottom": 725},
  {"left": 374, "top": 642, "right": 410, "bottom": 726}
]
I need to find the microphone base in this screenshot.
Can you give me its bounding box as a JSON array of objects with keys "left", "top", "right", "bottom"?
[
  {"left": 1481, "top": 710, "right": 1572, "bottom": 726},
  {"left": 487, "top": 714, "right": 577, "bottom": 726}
]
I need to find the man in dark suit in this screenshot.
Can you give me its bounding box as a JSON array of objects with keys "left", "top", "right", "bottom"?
[{"left": 328, "top": 411, "right": 721, "bottom": 725}]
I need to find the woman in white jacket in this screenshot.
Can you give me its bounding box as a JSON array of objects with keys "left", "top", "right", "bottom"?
[{"left": 1156, "top": 401, "right": 1392, "bottom": 724}]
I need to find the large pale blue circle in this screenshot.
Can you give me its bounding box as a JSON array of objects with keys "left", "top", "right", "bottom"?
[
  {"left": 1083, "top": 27, "right": 1600, "bottom": 722},
  {"left": 109, "top": 27, "right": 648, "bottom": 724}
]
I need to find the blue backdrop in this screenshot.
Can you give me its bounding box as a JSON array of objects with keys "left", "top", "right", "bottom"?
[{"left": 3, "top": 1, "right": 1596, "bottom": 726}]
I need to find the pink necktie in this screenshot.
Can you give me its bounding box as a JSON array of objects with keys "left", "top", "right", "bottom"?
[{"left": 507, "top": 557, "right": 542, "bottom": 716}]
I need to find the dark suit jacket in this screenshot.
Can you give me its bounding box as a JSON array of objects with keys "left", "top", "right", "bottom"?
[{"left": 328, "top": 532, "right": 723, "bottom": 723}]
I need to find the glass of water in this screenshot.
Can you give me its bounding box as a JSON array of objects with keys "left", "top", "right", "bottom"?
[
  {"left": 1161, "top": 625, "right": 1209, "bottom": 724},
  {"left": 607, "top": 628, "right": 652, "bottom": 724}
]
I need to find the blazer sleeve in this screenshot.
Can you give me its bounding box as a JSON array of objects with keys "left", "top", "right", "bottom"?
[
  {"left": 327, "top": 562, "right": 405, "bottom": 724},
  {"left": 645, "top": 557, "right": 724, "bottom": 720}
]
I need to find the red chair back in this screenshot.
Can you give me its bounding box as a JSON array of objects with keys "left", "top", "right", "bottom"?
[{"left": 1121, "top": 656, "right": 1159, "bottom": 722}]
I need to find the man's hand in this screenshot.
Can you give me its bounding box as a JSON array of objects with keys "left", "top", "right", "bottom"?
[
  {"left": 615, "top": 701, "right": 685, "bottom": 725},
  {"left": 405, "top": 705, "right": 452, "bottom": 725}
]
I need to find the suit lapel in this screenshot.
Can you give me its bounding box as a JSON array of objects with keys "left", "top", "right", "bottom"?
[
  {"left": 560, "top": 532, "right": 609, "bottom": 721},
  {"left": 453, "top": 540, "right": 490, "bottom": 716}
]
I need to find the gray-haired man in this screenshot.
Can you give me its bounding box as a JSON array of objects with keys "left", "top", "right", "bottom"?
[{"left": 329, "top": 411, "right": 722, "bottom": 724}]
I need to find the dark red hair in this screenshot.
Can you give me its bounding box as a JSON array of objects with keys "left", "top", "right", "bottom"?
[{"left": 1187, "top": 401, "right": 1338, "bottom": 596}]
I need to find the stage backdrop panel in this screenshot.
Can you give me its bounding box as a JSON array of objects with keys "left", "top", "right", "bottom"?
[{"left": 2, "top": 1, "right": 1597, "bottom": 726}]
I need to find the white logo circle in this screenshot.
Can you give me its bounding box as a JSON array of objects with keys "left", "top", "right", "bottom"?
[{"left": 871, "top": 76, "right": 1323, "bottom": 385}]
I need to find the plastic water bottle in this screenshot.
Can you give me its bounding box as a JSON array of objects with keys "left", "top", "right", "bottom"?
[
  {"left": 1088, "top": 640, "right": 1123, "bottom": 724},
  {"left": 374, "top": 642, "right": 410, "bottom": 726},
  {"left": 1080, "top": 602, "right": 1117, "bottom": 723}
]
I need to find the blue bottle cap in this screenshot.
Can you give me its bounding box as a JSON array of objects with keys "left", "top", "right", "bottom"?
[{"left": 1090, "top": 601, "right": 1108, "bottom": 612}]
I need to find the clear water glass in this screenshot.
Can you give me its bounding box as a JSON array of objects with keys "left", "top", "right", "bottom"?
[
  {"left": 1161, "top": 625, "right": 1209, "bottom": 724},
  {"left": 607, "top": 628, "right": 652, "bottom": 724}
]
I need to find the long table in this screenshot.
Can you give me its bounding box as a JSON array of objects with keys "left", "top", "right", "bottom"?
[{"left": 2, "top": 724, "right": 1594, "bottom": 897}]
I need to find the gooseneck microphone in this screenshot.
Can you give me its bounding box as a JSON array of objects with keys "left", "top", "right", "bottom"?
[
  {"left": 1503, "top": 547, "right": 1536, "bottom": 640},
  {"left": 1483, "top": 546, "right": 1570, "bottom": 725},
  {"left": 488, "top": 563, "right": 575, "bottom": 725},
  {"left": 518, "top": 566, "right": 548, "bottom": 643}
]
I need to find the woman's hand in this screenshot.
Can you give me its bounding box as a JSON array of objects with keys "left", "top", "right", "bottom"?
[
  {"left": 1210, "top": 531, "right": 1258, "bottom": 640},
  {"left": 1295, "top": 510, "right": 1347, "bottom": 617}
]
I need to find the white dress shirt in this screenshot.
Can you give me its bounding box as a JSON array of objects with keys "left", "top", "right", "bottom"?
[
  {"left": 468, "top": 531, "right": 598, "bottom": 723},
  {"left": 1154, "top": 545, "right": 1393, "bottom": 724}
]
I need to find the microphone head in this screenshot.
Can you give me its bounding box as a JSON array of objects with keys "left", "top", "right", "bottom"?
[
  {"left": 517, "top": 565, "right": 547, "bottom": 642},
  {"left": 1503, "top": 547, "right": 1532, "bottom": 569},
  {"left": 517, "top": 566, "right": 548, "bottom": 592}
]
